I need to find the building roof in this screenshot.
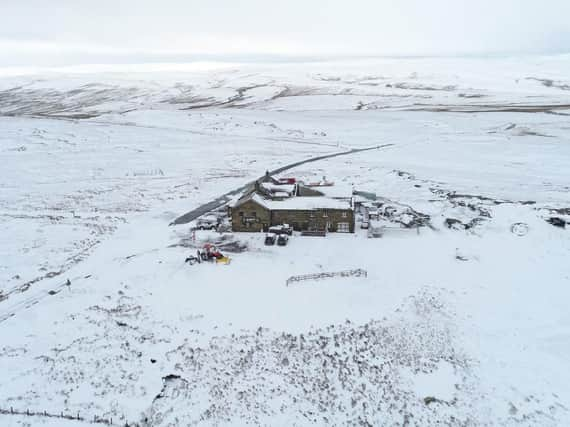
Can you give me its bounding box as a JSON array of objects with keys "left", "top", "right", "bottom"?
[
  {"left": 313, "top": 184, "right": 354, "bottom": 199},
  {"left": 263, "top": 195, "right": 352, "bottom": 211},
  {"left": 231, "top": 192, "right": 264, "bottom": 208},
  {"left": 260, "top": 182, "right": 296, "bottom": 194},
  {"left": 232, "top": 190, "right": 353, "bottom": 211},
  {"left": 273, "top": 191, "right": 292, "bottom": 199}
]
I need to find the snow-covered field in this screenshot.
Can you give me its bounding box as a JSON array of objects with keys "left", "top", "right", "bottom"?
[{"left": 1, "top": 56, "right": 569, "bottom": 426}]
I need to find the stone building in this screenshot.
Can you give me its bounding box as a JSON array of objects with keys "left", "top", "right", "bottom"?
[{"left": 230, "top": 192, "right": 354, "bottom": 233}]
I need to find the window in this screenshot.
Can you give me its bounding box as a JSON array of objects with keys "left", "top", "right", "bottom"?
[
  {"left": 341, "top": 211, "right": 348, "bottom": 218},
  {"left": 239, "top": 211, "right": 244, "bottom": 216},
  {"left": 251, "top": 211, "right": 257, "bottom": 218},
  {"left": 338, "top": 222, "right": 350, "bottom": 233},
  {"left": 322, "top": 210, "right": 328, "bottom": 218}
]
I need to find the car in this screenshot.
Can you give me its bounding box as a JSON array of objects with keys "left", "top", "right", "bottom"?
[
  {"left": 368, "top": 209, "right": 380, "bottom": 220},
  {"left": 268, "top": 225, "right": 283, "bottom": 235},
  {"left": 264, "top": 233, "right": 276, "bottom": 245},
  {"left": 277, "top": 234, "right": 289, "bottom": 246},
  {"left": 360, "top": 221, "right": 370, "bottom": 229},
  {"left": 269, "top": 224, "right": 293, "bottom": 236},
  {"left": 195, "top": 215, "right": 219, "bottom": 230}
]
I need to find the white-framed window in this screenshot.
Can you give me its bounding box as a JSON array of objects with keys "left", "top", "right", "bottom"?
[
  {"left": 341, "top": 211, "right": 348, "bottom": 218},
  {"left": 337, "top": 222, "right": 350, "bottom": 233}
]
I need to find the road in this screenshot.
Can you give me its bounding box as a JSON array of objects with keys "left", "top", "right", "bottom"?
[{"left": 169, "top": 144, "right": 394, "bottom": 226}]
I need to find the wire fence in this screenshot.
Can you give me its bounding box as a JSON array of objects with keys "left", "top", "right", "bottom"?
[
  {"left": 0, "top": 407, "right": 140, "bottom": 426},
  {"left": 286, "top": 268, "right": 367, "bottom": 286}
]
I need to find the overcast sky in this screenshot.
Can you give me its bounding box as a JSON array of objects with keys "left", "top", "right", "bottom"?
[{"left": 1, "top": 0, "right": 569, "bottom": 66}]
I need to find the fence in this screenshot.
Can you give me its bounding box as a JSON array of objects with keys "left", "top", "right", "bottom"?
[
  {"left": 286, "top": 269, "right": 367, "bottom": 286},
  {"left": 0, "top": 407, "right": 139, "bottom": 426},
  {"left": 300, "top": 230, "right": 327, "bottom": 237}
]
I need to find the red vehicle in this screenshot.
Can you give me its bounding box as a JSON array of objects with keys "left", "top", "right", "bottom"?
[
  {"left": 200, "top": 244, "right": 224, "bottom": 260},
  {"left": 278, "top": 177, "right": 296, "bottom": 184}
]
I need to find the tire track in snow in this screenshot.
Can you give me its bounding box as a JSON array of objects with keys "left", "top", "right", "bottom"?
[{"left": 0, "top": 274, "right": 91, "bottom": 324}]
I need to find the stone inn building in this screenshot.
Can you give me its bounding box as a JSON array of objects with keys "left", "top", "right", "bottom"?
[{"left": 230, "top": 192, "right": 355, "bottom": 233}]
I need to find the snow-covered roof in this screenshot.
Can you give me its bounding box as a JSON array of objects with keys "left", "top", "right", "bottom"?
[
  {"left": 227, "top": 192, "right": 245, "bottom": 208},
  {"left": 264, "top": 196, "right": 352, "bottom": 211},
  {"left": 272, "top": 191, "right": 292, "bottom": 198},
  {"left": 353, "top": 195, "right": 368, "bottom": 203},
  {"left": 261, "top": 182, "right": 295, "bottom": 194},
  {"left": 233, "top": 191, "right": 352, "bottom": 211},
  {"left": 313, "top": 184, "right": 354, "bottom": 199},
  {"left": 231, "top": 192, "right": 265, "bottom": 208}
]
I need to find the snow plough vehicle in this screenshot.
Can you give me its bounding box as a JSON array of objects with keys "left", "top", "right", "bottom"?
[{"left": 186, "top": 243, "right": 231, "bottom": 265}]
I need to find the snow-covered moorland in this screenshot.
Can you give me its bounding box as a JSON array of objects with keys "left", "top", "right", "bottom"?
[{"left": 1, "top": 56, "right": 570, "bottom": 426}]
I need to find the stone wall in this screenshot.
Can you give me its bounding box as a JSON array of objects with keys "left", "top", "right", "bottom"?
[
  {"left": 231, "top": 200, "right": 271, "bottom": 232},
  {"left": 231, "top": 200, "right": 355, "bottom": 233},
  {"left": 271, "top": 208, "right": 354, "bottom": 233}
]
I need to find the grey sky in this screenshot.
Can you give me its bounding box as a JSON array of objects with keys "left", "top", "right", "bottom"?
[{"left": 1, "top": 0, "right": 569, "bottom": 66}]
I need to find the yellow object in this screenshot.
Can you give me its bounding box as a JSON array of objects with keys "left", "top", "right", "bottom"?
[{"left": 216, "top": 256, "right": 231, "bottom": 265}]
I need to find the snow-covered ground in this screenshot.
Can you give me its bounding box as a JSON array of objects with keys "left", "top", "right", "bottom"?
[{"left": 1, "top": 56, "right": 569, "bottom": 426}]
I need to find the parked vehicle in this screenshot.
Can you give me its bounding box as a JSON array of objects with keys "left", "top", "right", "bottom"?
[
  {"left": 278, "top": 177, "right": 296, "bottom": 184},
  {"left": 264, "top": 233, "right": 277, "bottom": 245},
  {"left": 360, "top": 221, "right": 370, "bottom": 229},
  {"left": 269, "top": 224, "right": 293, "bottom": 235},
  {"left": 197, "top": 244, "right": 231, "bottom": 264},
  {"left": 277, "top": 234, "right": 289, "bottom": 246},
  {"left": 368, "top": 209, "right": 380, "bottom": 220},
  {"left": 195, "top": 215, "right": 219, "bottom": 230}
]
